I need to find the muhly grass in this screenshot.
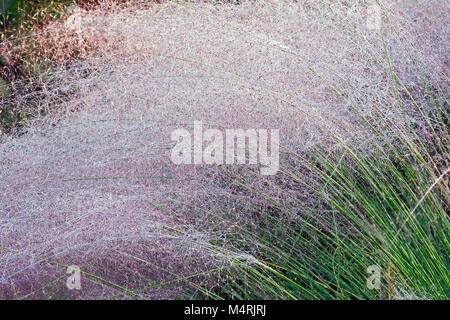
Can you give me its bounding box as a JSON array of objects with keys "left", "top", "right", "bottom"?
[
  {"left": 0, "top": 0, "right": 448, "bottom": 299},
  {"left": 205, "top": 122, "right": 449, "bottom": 299}
]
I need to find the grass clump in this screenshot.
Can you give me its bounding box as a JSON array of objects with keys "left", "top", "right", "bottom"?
[
  {"left": 210, "top": 128, "right": 449, "bottom": 299},
  {"left": 0, "top": 0, "right": 448, "bottom": 300}
]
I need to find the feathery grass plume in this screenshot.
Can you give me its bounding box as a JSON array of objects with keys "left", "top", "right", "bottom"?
[{"left": 0, "top": 0, "right": 448, "bottom": 299}]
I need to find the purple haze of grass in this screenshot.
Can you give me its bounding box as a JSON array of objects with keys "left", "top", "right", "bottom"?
[{"left": 0, "top": 0, "right": 448, "bottom": 299}]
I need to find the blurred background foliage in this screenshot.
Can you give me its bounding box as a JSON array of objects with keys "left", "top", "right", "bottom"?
[{"left": 0, "top": 1, "right": 105, "bottom": 133}]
